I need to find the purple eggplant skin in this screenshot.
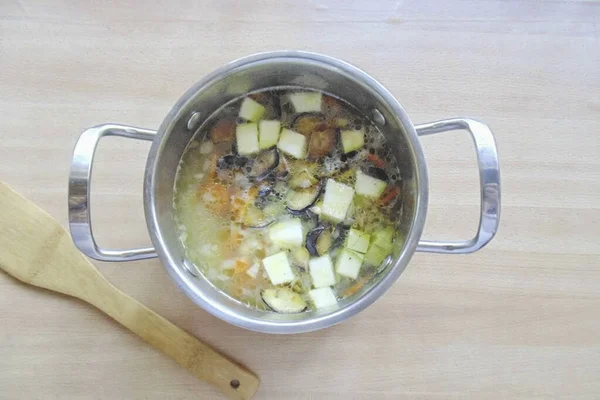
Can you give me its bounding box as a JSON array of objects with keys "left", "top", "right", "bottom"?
[
  {"left": 247, "top": 148, "right": 280, "bottom": 182},
  {"left": 367, "top": 166, "right": 389, "bottom": 182},
  {"left": 305, "top": 225, "right": 327, "bottom": 256},
  {"left": 285, "top": 182, "right": 323, "bottom": 214}
]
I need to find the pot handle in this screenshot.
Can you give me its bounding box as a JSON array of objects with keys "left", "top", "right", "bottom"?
[
  {"left": 414, "top": 118, "right": 501, "bottom": 254},
  {"left": 69, "top": 124, "right": 158, "bottom": 262}
]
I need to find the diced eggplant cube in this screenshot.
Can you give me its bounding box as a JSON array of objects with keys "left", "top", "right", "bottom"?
[
  {"left": 364, "top": 243, "right": 391, "bottom": 267},
  {"left": 321, "top": 179, "right": 355, "bottom": 223},
  {"left": 236, "top": 123, "right": 260, "bottom": 156},
  {"left": 262, "top": 287, "right": 307, "bottom": 313},
  {"left": 289, "top": 92, "right": 322, "bottom": 113},
  {"left": 291, "top": 247, "right": 310, "bottom": 270},
  {"left": 277, "top": 128, "right": 307, "bottom": 159},
  {"left": 259, "top": 120, "right": 281, "bottom": 149},
  {"left": 335, "top": 248, "right": 364, "bottom": 279},
  {"left": 309, "top": 287, "right": 338, "bottom": 309},
  {"left": 239, "top": 97, "right": 266, "bottom": 122},
  {"left": 309, "top": 254, "right": 336, "bottom": 288},
  {"left": 289, "top": 169, "right": 318, "bottom": 189},
  {"left": 262, "top": 251, "right": 295, "bottom": 285},
  {"left": 345, "top": 228, "right": 371, "bottom": 254},
  {"left": 268, "top": 218, "right": 304, "bottom": 249},
  {"left": 355, "top": 170, "right": 387, "bottom": 199},
  {"left": 341, "top": 129, "right": 365, "bottom": 153},
  {"left": 308, "top": 128, "right": 336, "bottom": 159},
  {"left": 286, "top": 184, "right": 322, "bottom": 213}
]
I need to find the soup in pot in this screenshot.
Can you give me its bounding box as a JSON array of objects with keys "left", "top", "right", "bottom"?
[{"left": 174, "top": 89, "right": 403, "bottom": 313}]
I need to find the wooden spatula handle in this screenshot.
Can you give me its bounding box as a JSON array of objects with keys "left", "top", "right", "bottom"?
[
  {"left": 0, "top": 181, "right": 259, "bottom": 399},
  {"left": 81, "top": 277, "right": 259, "bottom": 400}
]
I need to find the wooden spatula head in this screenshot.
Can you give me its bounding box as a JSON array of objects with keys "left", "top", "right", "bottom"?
[
  {"left": 0, "top": 182, "right": 260, "bottom": 400},
  {"left": 0, "top": 182, "right": 101, "bottom": 299}
]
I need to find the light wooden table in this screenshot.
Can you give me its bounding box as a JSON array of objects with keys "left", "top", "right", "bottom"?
[{"left": 1, "top": 1, "right": 599, "bottom": 399}]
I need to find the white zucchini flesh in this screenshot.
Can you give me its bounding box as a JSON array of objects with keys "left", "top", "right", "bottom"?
[
  {"left": 245, "top": 262, "right": 261, "bottom": 278},
  {"left": 308, "top": 254, "right": 336, "bottom": 288},
  {"left": 335, "top": 248, "right": 364, "bottom": 279},
  {"left": 364, "top": 226, "right": 394, "bottom": 266},
  {"left": 262, "top": 251, "right": 295, "bottom": 285},
  {"left": 289, "top": 92, "right": 322, "bottom": 113},
  {"left": 321, "top": 179, "right": 355, "bottom": 222},
  {"left": 239, "top": 97, "right": 266, "bottom": 122},
  {"left": 355, "top": 170, "right": 387, "bottom": 199},
  {"left": 345, "top": 228, "right": 371, "bottom": 254},
  {"left": 268, "top": 218, "right": 304, "bottom": 249},
  {"left": 261, "top": 287, "right": 307, "bottom": 313},
  {"left": 259, "top": 120, "right": 281, "bottom": 149},
  {"left": 372, "top": 226, "right": 394, "bottom": 250},
  {"left": 340, "top": 129, "right": 365, "bottom": 153},
  {"left": 235, "top": 123, "right": 260, "bottom": 156},
  {"left": 309, "top": 287, "right": 338, "bottom": 309},
  {"left": 277, "top": 128, "right": 307, "bottom": 159},
  {"left": 364, "top": 243, "right": 391, "bottom": 267}
]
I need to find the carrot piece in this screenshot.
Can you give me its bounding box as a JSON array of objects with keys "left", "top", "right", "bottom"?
[
  {"left": 367, "top": 153, "right": 386, "bottom": 168},
  {"left": 234, "top": 260, "right": 251, "bottom": 275},
  {"left": 378, "top": 186, "right": 400, "bottom": 206},
  {"left": 247, "top": 185, "right": 259, "bottom": 201},
  {"left": 344, "top": 279, "right": 366, "bottom": 297},
  {"left": 198, "top": 183, "right": 230, "bottom": 216},
  {"left": 230, "top": 186, "right": 260, "bottom": 223},
  {"left": 230, "top": 197, "right": 245, "bottom": 223},
  {"left": 207, "top": 153, "right": 218, "bottom": 180},
  {"left": 229, "top": 224, "right": 244, "bottom": 247},
  {"left": 229, "top": 263, "right": 255, "bottom": 298}
]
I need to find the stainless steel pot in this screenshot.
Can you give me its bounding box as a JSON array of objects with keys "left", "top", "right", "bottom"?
[{"left": 69, "top": 51, "right": 501, "bottom": 334}]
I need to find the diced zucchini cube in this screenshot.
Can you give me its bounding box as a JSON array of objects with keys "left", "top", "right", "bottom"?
[
  {"left": 289, "top": 92, "right": 322, "bottom": 113},
  {"left": 309, "top": 287, "right": 338, "bottom": 309},
  {"left": 355, "top": 170, "right": 387, "bottom": 199},
  {"left": 262, "top": 251, "right": 295, "bottom": 285},
  {"left": 309, "top": 254, "right": 336, "bottom": 288},
  {"left": 321, "top": 179, "right": 355, "bottom": 223},
  {"left": 371, "top": 226, "right": 394, "bottom": 250},
  {"left": 345, "top": 228, "right": 371, "bottom": 254},
  {"left": 235, "top": 123, "right": 260, "bottom": 156},
  {"left": 268, "top": 218, "right": 304, "bottom": 249},
  {"left": 335, "top": 248, "right": 364, "bottom": 280},
  {"left": 239, "top": 97, "right": 266, "bottom": 122},
  {"left": 364, "top": 243, "right": 391, "bottom": 267},
  {"left": 277, "top": 128, "right": 307, "bottom": 159},
  {"left": 340, "top": 129, "right": 365, "bottom": 153},
  {"left": 259, "top": 120, "right": 281, "bottom": 149}
]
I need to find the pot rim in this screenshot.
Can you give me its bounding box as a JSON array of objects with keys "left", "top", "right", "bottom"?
[{"left": 143, "top": 50, "right": 429, "bottom": 333}]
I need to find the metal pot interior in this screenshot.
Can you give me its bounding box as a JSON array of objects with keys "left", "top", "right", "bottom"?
[{"left": 145, "top": 52, "right": 424, "bottom": 333}]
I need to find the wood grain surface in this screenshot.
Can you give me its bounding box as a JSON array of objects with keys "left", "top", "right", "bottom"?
[
  {"left": 1, "top": 0, "right": 599, "bottom": 399},
  {"left": 0, "top": 182, "right": 259, "bottom": 400}
]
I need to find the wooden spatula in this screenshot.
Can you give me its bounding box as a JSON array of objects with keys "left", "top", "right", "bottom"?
[{"left": 0, "top": 181, "right": 259, "bottom": 400}]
